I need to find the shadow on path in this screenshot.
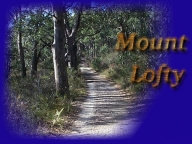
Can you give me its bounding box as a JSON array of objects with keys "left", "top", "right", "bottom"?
[{"left": 67, "top": 60, "right": 151, "bottom": 138}]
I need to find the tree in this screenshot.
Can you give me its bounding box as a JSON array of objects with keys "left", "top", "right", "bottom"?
[
  {"left": 63, "top": 3, "right": 83, "bottom": 70},
  {"left": 31, "top": 41, "right": 41, "bottom": 76},
  {"left": 52, "top": 3, "right": 69, "bottom": 96},
  {"left": 17, "top": 5, "right": 26, "bottom": 77},
  {"left": 23, "top": 5, "right": 53, "bottom": 77}
]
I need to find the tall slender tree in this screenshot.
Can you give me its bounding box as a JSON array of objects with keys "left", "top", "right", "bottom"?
[
  {"left": 17, "top": 5, "right": 26, "bottom": 77},
  {"left": 52, "top": 3, "right": 69, "bottom": 96},
  {"left": 63, "top": 3, "right": 83, "bottom": 70}
]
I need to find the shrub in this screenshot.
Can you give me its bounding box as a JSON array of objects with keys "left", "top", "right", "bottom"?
[
  {"left": 91, "top": 58, "right": 102, "bottom": 72},
  {"left": 7, "top": 65, "right": 86, "bottom": 135}
]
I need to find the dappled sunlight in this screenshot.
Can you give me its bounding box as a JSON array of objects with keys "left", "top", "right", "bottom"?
[{"left": 66, "top": 62, "right": 148, "bottom": 138}]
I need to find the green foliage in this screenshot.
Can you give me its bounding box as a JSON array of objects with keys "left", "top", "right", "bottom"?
[
  {"left": 99, "top": 44, "right": 110, "bottom": 55},
  {"left": 82, "top": 3, "right": 169, "bottom": 95},
  {"left": 30, "top": 94, "right": 72, "bottom": 127},
  {"left": 7, "top": 2, "right": 170, "bottom": 134},
  {"left": 8, "top": 65, "right": 86, "bottom": 129},
  {"left": 91, "top": 58, "right": 102, "bottom": 71},
  {"left": 67, "top": 68, "right": 86, "bottom": 100},
  {"left": 90, "top": 50, "right": 149, "bottom": 94},
  {"left": 8, "top": 4, "right": 53, "bottom": 77},
  {"left": 91, "top": 57, "right": 108, "bottom": 72}
]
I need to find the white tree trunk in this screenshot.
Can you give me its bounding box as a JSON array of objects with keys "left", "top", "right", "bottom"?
[{"left": 52, "top": 4, "right": 69, "bottom": 96}]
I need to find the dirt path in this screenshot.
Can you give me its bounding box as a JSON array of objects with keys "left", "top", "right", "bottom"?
[{"left": 65, "top": 62, "right": 148, "bottom": 138}]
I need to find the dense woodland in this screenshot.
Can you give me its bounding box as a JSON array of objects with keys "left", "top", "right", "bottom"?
[{"left": 6, "top": 2, "right": 170, "bottom": 135}]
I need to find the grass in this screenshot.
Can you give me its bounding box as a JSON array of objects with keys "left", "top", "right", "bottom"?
[
  {"left": 7, "top": 67, "right": 86, "bottom": 135},
  {"left": 88, "top": 50, "right": 148, "bottom": 95}
]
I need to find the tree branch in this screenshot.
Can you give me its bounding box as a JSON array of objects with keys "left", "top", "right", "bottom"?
[
  {"left": 63, "top": 7, "right": 71, "bottom": 37},
  {"left": 40, "top": 38, "right": 52, "bottom": 48},
  {"left": 70, "top": 3, "right": 83, "bottom": 37},
  {"left": 75, "top": 29, "right": 101, "bottom": 42}
]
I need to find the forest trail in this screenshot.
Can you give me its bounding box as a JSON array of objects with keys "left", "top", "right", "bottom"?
[{"left": 65, "top": 60, "right": 146, "bottom": 138}]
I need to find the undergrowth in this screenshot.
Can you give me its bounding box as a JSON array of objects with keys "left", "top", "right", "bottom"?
[
  {"left": 7, "top": 67, "right": 86, "bottom": 135},
  {"left": 89, "top": 50, "right": 150, "bottom": 95}
]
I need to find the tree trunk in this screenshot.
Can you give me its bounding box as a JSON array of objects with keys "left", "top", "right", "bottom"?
[
  {"left": 92, "top": 43, "right": 94, "bottom": 58},
  {"left": 17, "top": 5, "right": 26, "bottom": 77},
  {"left": 68, "top": 37, "right": 78, "bottom": 70},
  {"left": 72, "top": 44, "right": 78, "bottom": 70},
  {"left": 93, "top": 43, "right": 96, "bottom": 58},
  {"left": 64, "top": 4, "right": 82, "bottom": 70},
  {"left": 88, "top": 45, "right": 91, "bottom": 58},
  {"left": 52, "top": 4, "right": 69, "bottom": 96},
  {"left": 31, "top": 41, "right": 38, "bottom": 77},
  {"left": 79, "top": 43, "right": 84, "bottom": 57}
]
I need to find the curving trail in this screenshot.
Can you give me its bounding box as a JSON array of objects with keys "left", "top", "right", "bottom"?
[{"left": 66, "top": 61, "right": 148, "bottom": 138}]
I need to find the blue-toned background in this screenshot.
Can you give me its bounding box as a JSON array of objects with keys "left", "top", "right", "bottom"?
[{"left": 0, "top": 0, "right": 192, "bottom": 143}]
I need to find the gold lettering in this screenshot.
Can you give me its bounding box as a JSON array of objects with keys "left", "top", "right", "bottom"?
[
  {"left": 115, "top": 33, "right": 188, "bottom": 52},
  {"left": 115, "top": 33, "right": 137, "bottom": 51},
  {"left": 164, "top": 38, "right": 177, "bottom": 50},
  {"left": 163, "top": 68, "right": 171, "bottom": 83},
  {"left": 131, "top": 65, "right": 143, "bottom": 83},
  {"left": 170, "top": 70, "right": 185, "bottom": 88},
  {"left": 179, "top": 35, "right": 187, "bottom": 51},
  {"left": 136, "top": 37, "right": 149, "bottom": 51},
  {"left": 130, "top": 64, "right": 185, "bottom": 88},
  {"left": 143, "top": 69, "right": 155, "bottom": 82},
  {"left": 150, "top": 38, "right": 163, "bottom": 50}
]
